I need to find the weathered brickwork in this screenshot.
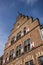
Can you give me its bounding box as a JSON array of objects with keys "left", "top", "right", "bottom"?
[{"left": 1, "top": 14, "right": 43, "bottom": 65}]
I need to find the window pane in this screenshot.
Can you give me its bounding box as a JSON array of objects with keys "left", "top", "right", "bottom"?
[
  {"left": 24, "top": 39, "right": 30, "bottom": 52},
  {"left": 16, "top": 51, "right": 18, "bottom": 57},
  {"left": 17, "top": 31, "right": 21, "bottom": 40},
  {"left": 24, "top": 27, "right": 26, "bottom": 35},
  {"left": 38, "top": 56, "right": 43, "bottom": 65},
  {"left": 30, "top": 60, "right": 34, "bottom": 65},
  {"left": 16, "top": 44, "right": 21, "bottom": 50},
  {"left": 11, "top": 36, "right": 15, "bottom": 45},
  {"left": 16, "top": 44, "right": 21, "bottom": 57},
  {"left": 10, "top": 49, "right": 14, "bottom": 55},
  {"left": 24, "top": 39, "right": 30, "bottom": 46},
  {"left": 24, "top": 46, "right": 27, "bottom": 52},
  {"left": 25, "top": 60, "right": 34, "bottom": 65},
  {"left": 19, "top": 49, "right": 21, "bottom": 55},
  {"left": 11, "top": 39, "right": 14, "bottom": 45}
]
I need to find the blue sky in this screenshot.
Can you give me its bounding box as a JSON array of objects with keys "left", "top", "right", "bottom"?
[{"left": 0, "top": 0, "right": 43, "bottom": 56}]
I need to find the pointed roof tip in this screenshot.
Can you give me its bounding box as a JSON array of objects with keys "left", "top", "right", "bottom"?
[
  {"left": 17, "top": 11, "right": 29, "bottom": 17},
  {"left": 17, "top": 12, "right": 29, "bottom": 19},
  {"left": 36, "top": 18, "right": 40, "bottom": 25},
  {"left": 17, "top": 11, "right": 23, "bottom": 16},
  {"left": 16, "top": 12, "right": 26, "bottom": 21},
  {"left": 16, "top": 12, "right": 23, "bottom": 21}
]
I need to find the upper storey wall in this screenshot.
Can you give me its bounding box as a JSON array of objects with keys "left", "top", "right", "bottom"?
[
  {"left": 4, "top": 15, "right": 40, "bottom": 50},
  {"left": 10, "top": 16, "right": 29, "bottom": 37}
]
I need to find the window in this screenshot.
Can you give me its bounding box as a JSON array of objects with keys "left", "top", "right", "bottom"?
[
  {"left": 11, "top": 36, "right": 16, "bottom": 45},
  {"left": 0, "top": 57, "right": 3, "bottom": 65},
  {"left": 5, "top": 53, "right": 8, "bottom": 63},
  {"left": 17, "top": 23, "right": 19, "bottom": 26},
  {"left": 38, "top": 56, "right": 43, "bottom": 65},
  {"left": 17, "top": 31, "right": 21, "bottom": 40},
  {"left": 17, "top": 23, "right": 20, "bottom": 28},
  {"left": 24, "top": 27, "right": 26, "bottom": 35},
  {"left": 25, "top": 60, "right": 34, "bottom": 65},
  {"left": 9, "top": 49, "right": 14, "bottom": 61},
  {"left": 24, "top": 39, "right": 30, "bottom": 52},
  {"left": 11, "top": 37, "right": 14, "bottom": 45},
  {"left": 16, "top": 44, "right": 21, "bottom": 57}
]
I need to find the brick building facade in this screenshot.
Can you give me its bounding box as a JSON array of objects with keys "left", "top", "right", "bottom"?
[{"left": 0, "top": 14, "right": 43, "bottom": 65}]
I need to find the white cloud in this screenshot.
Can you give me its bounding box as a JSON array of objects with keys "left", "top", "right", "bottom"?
[
  {"left": 27, "top": 0, "right": 38, "bottom": 6},
  {"left": 27, "top": 0, "right": 38, "bottom": 4},
  {"left": 21, "top": 0, "right": 38, "bottom": 6}
]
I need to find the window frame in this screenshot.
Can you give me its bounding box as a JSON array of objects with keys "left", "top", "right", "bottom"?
[
  {"left": 38, "top": 56, "right": 43, "bottom": 65},
  {"left": 11, "top": 37, "right": 15, "bottom": 45},
  {"left": 5, "top": 53, "right": 8, "bottom": 63},
  {"left": 25, "top": 60, "right": 34, "bottom": 65},
  {"left": 24, "top": 39, "right": 30, "bottom": 52},
  {"left": 9, "top": 49, "right": 14, "bottom": 61},
  {"left": 16, "top": 44, "right": 21, "bottom": 57},
  {"left": 24, "top": 27, "right": 26, "bottom": 35},
  {"left": 17, "top": 31, "right": 22, "bottom": 40}
]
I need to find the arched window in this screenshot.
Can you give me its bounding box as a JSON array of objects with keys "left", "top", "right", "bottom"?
[
  {"left": 24, "top": 39, "right": 30, "bottom": 52},
  {"left": 5, "top": 53, "right": 8, "bottom": 63},
  {"left": 24, "top": 27, "right": 26, "bottom": 35},
  {"left": 38, "top": 56, "right": 43, "bottom": 65},
  {"left": 17, "top": 31, "right": 21, "bottom": 40},
  {"left": 9, "top": 49, "right": 14, "bottom": 61},
  {"left": 25, "top": 60, "right": 34, "bottom": 65},
  {"left": 11, "top": 37, "right": 15, "bottom": 45},
  {"left": 16, "top": 44, "right": 21, "bottom": 57}
]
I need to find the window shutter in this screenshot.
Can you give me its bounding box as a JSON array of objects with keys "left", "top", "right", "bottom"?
[
  {"left": 30, "top": 42, "right": 35, "bottom": 49},
  {"left": 21, "top": 32, "right": 24, "bottom": 36},
  {"left": 3, "top": 60, "right": 5, "bottom": 64},
  {"left": 14, "top": 37, "right": 16, "bottom": 41},
  {"left": 39, "top": 29, "right": 43, "bottom": 40},
  {"left": 17, "top": 25, "right": 20, "bottom": 28},
  {"left": 21, "top": 47, "right": 24, "bottom": 54},
  {"left": 13, "top": 53, "right": 16, "bottom": 58},
  {"left": 7, "top": 57, "right": 9, "bottom": 61},
  {"left": 26, "top": 28, "right": 29, "bottom": 33},
  {"left": 9, "top": 43, "right": 11, "bottom": 46},
  {"left": 27, "top": 28, "right": 29, "bottom": 32}
]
